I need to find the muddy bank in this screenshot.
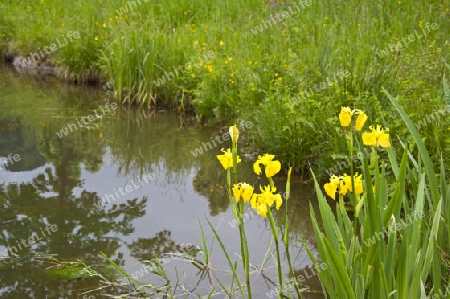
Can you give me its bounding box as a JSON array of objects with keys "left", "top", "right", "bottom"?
[
  {"left": 2, "top": 51, "right": 101, "bottom": 85},
  {"left": 2, "top": 51, "right": 63, "bottom": 77}
]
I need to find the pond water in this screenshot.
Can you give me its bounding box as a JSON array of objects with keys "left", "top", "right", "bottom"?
[{"left": 0, "top": 64, "right": 324, "bottom": 299}]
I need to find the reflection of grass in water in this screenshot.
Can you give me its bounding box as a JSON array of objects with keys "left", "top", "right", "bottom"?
[{"left": 105, "top": 110, "right": 200, "bottom": 178}]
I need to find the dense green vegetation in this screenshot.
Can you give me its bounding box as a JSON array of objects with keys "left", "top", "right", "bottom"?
[
  {"left": 1, "top": 1, "right": 450, "bottom": 297},
  {"left": 0, "top": 0, "right": 449, "bottom": 173},
  {"left": 310, "top": 101, "right": 450, "bottom": 298}
]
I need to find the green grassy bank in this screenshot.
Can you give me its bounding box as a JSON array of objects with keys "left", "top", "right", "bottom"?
[{"left": 0, "top": 0, "right": 449, "bottom": 174}]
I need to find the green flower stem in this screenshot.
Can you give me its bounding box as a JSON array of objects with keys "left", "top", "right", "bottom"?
[
  {"left": 231, "top": 139, "right": 251, "bottom": 299},
  {"left": 283, "top": 168, "right": 302, "bottom": 298},
  {"left": 268, "top": 177, "right": 274, "bottom": 189},
  {"left": 347, "top": 129, "right": 357, "bottom": 208},
  {"left": 232, "top": 144, "right": 238, "bottom": 186},
  {"left": 267, "top": 177, "right": 283, "bottom": 298},
  {"left": 267, "top": 208, "right": 283, "bottom": 299},
  {"left": 238, "top": 199, "right": 251, "bottom": 298},
  {"left": 227, "top": 168, "right": 231, "bottom": 193}
]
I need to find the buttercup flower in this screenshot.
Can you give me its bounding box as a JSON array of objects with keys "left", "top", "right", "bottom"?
[
  {"left": 217, "top": 148, "right": 241, "bottom": 170},
  {"left": 362, "top": 125, "right": 391, "bottom": 148},
  {"left": 232, "top": 183, "right": 254, "bottom": 203},
  {"left": 253, "top": 154, "right": 281, "bottom": 178}
]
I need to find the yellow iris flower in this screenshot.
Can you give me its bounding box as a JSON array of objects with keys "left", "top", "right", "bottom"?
[
  {"left": 362, "top": 125, "right": 391, "bottom": 148},
  {"left": 250, "top": 185, "right": 282, "bottom": 217},
  {"left": 324, "top": 173, "right": 363, "bottom": 200},
  {"left": 253, "top": 154, "right": 281, "bottom": 178},
  {"left": 217, "top": 148, "right": 241, "bottom": 170},
  {"left": 342, "top": 173, "right": 363, "bottom": 195},
  {"left": 339, "top": 107, "right": 368, "bottom": 131},
  {"left": 232, "top": 183, "right": 254, "bottom": 203}
]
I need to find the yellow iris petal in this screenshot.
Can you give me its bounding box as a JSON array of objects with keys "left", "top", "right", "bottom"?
[
  {"left": 253, "top": 163, "right": 262, "bottom": 175},
  {"left": 265, "top": 160, "right": 281, "bottom": 178},
  {"left": 241, "top": 184, "right": 254, "bottom": 203},
  {"left": 353, "top": 174, "right": 364, "bottom": 195},
  {"left": 256, "top": 204, "right": 268, "bottom": 218},
  {"left": 324, "top": 182, "right": 338, "bottom": 200},
  {"left": 362, "top": 131, "right": 377, "bottom": 147},
  {"left": 274, "top": 194, "right": 282, "bottom": 210},
  {"left": 217, "top": 148, "right": 241, "bottom": 170},
  {"left": 378, "top": 132, "right": 391, "bottom": 148},
  {"left": 355, "top": 113, "right": 368, "bottom": 131}
]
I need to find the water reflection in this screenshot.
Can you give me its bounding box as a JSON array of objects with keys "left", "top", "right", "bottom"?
[{"left": 0, "top": 65, "right": 323, "bottom": 298}]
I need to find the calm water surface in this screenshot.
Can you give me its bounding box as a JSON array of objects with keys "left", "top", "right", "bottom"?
[{"left": 0, "top": 64, "right": 324, "bottom": 299}]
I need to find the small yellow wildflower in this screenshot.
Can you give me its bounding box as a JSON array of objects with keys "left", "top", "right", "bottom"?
[
  {"left": 362, "top": 125, "right": 391, "bottom": 148},
  {"left": 102, "top": 23, "right": 106, "bottom": 28},
  {"left": 94, "top": 36, "right": 99, "bottom": 41},
  {"left": 217, "top": 148, "right": 241, "bottom": 170},
  {"left": 219, "top": 40, "right": 224, "bottom": 46}
]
